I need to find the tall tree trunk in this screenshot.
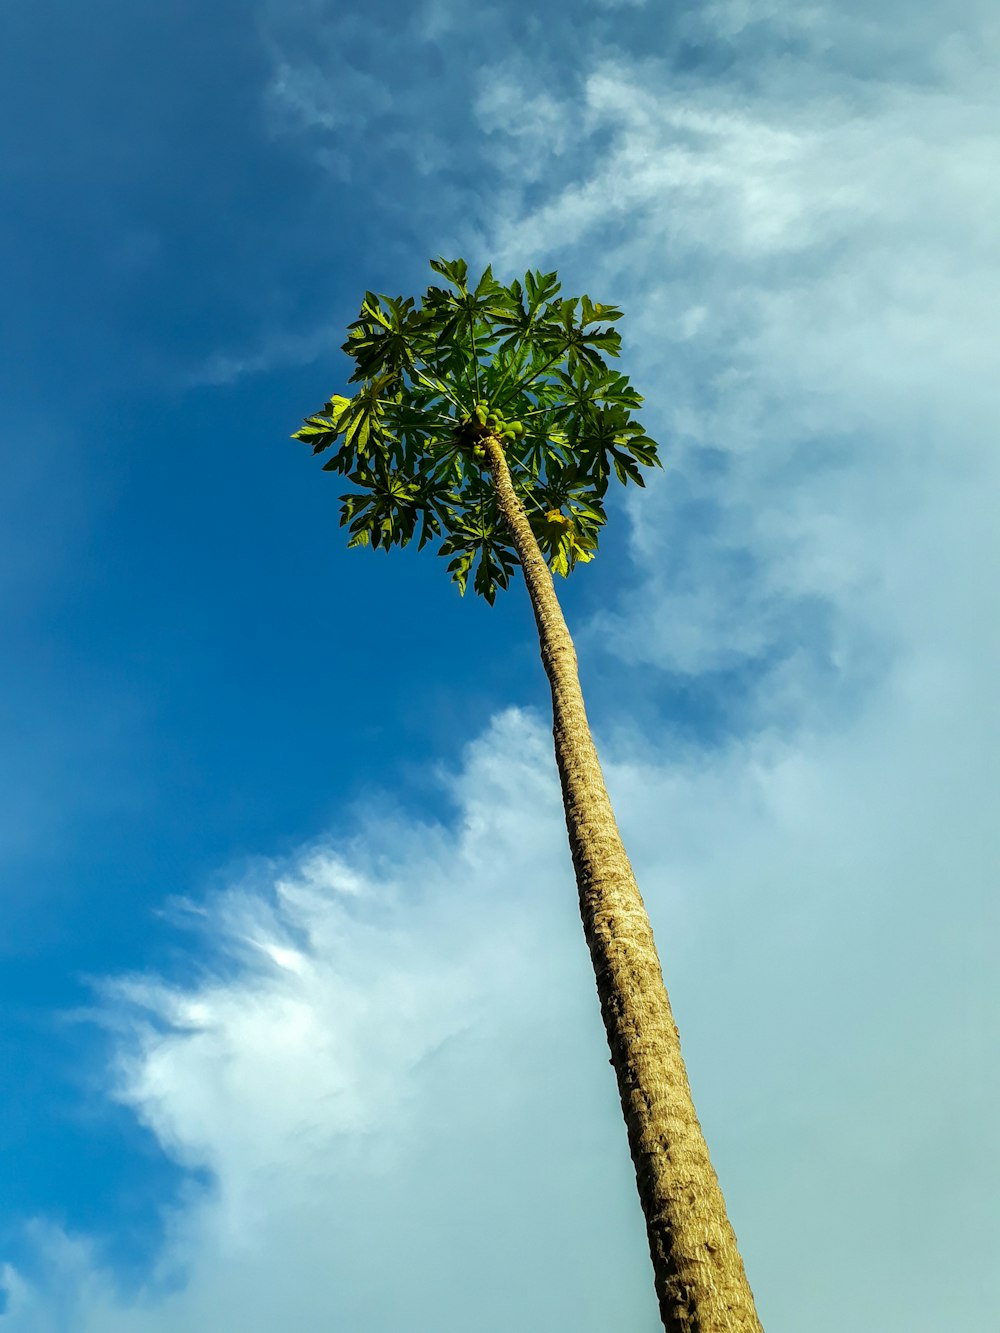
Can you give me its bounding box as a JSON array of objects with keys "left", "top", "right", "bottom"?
[{"left": 484, "top": 435, "right": 764, "bottom": 1333}]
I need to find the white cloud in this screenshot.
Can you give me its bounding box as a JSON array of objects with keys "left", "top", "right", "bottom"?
[
  {"left": 264, "top": 57, "right": 393, "bottom": 138},
  {"left": 2, "top": 709, "right": 664, "bottom": 1331},
  {"left": 181, "top": 322, "right": 344, "bottom": 387},
  {"left": 471, "top": 32, "right": 999, "bottom": 698},
  {"left": 475, "top": 77, "right": 573, "bottom": 181},
  {"left": 458, "top": 28, "right": 1000, "bottom": 1328}
]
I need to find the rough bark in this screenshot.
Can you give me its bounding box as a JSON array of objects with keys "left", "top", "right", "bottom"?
[{"left": 484, "top": 433, "right": 764, "bottom": 1333}]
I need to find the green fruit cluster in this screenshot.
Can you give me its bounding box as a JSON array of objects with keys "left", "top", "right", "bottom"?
[
  {"left": 452, "top": 403, "right": 527, "bottom": 466},
  {"left": 463, "top": 403, "right": 526, "bottom": 441}
]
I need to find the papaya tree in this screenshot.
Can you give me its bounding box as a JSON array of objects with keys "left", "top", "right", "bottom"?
[{"left": 292, "top": 258, "right": 764, "bottom": 1333}]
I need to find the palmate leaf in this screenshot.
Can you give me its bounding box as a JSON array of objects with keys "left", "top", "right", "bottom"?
[
  {"left": 437, "top": 508, "right": 519, "bottom": 604},
  {"left": 291, "top": 394, "right": 352, "bottom": 455},
  {"left": 428, "top": 257, "right": 469, "bottom": 292},
  {"left": 580, "top": 294, "right": 624, "bottom": 326},
  {"left": 293, "top": 257, "right": 663, "bottom": 603}
]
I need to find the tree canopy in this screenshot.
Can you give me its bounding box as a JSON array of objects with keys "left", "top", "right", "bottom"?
[{"left": 293, "top": 257, "right": 663, "bottom": 604}]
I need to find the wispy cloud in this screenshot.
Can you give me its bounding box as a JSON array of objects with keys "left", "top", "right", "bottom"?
[
  {"left": 468, "top": 27, "right": 999, "bottom": 711},
  {"left": 2, "top": 710, "right": 665, "bottom": 1330},
  {"left": 180, "top": 323, "right": 344, "bottom": 388}
]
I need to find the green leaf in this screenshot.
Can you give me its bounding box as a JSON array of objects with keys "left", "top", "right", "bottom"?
[
  {"left": 321, "top": 447, "right": 352, "bottom": 473},
  {"left": 473, "top": 264, "right": 497, "bottom": 298},
  {"left": 444, "top": 547, "right": 475, "bottom": 596},
  {"left": 429, "top": 257, "right": 469, "bottom": 293},
  {"left": 612, "top": 452, "right": 644, "bottom": 487}
]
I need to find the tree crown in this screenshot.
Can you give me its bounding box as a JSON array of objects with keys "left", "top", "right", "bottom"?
[{"left": 292, "top": 257, "right": 662, "bottom": 603}]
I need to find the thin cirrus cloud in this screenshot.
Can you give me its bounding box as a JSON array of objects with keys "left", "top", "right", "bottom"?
[
  {"left": 3, "top": 4, "right": 998, "bottom": 1331},
  {"left": 474, "top": 45, "right": 999, "bottom": 705}
]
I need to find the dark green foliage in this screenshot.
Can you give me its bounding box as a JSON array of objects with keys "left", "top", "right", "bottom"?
[{"left": 292, "top": 258, "right": 663, "bottom": 604}]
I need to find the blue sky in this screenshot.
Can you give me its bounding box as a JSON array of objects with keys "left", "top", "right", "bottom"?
[{"left": 2, "top": 0, "right": 998, "bottom": 1329}]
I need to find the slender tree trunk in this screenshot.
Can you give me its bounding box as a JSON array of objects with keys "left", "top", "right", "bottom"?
[{"left": 484, "top": 435, "right": 764, "bottom": 1333}]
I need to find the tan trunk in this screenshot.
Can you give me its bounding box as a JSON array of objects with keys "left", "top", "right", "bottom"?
[{"left": 484, "top": 434, "right": 764, "bottom": 1333}]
